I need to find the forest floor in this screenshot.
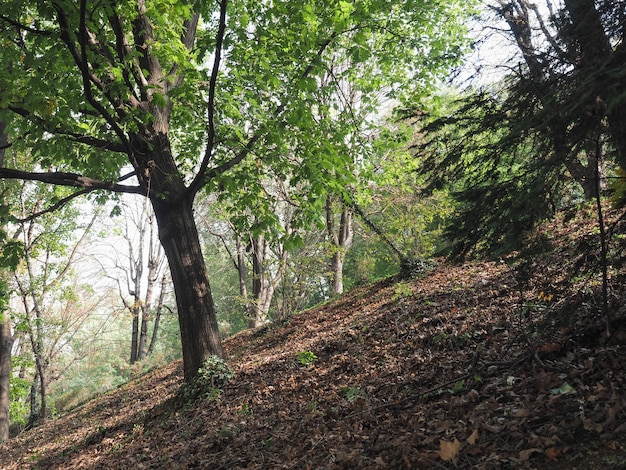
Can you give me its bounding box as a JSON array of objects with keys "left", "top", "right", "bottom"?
[{"left": 2, "top": 204, "right": 626, "bottom": 469}]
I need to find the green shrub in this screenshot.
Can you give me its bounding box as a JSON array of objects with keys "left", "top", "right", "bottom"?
[
  {"left": 182, "top": 355, "right": 233, "bottom": 402},
  {"left": 296, "top": 350, "right": 318, "bottom": 366}
]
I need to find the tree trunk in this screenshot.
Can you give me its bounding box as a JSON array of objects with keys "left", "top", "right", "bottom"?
[
  {"left": 247, "top": 232, "right": 286, "bottom": 328},
  {"left": 0, "top": 317, "right": 12, "bottom": 442},
  {"left": 130, "top": 309, "right": 140, "bottom": 364},
  {"left": 152, "top": 195, "right": 225, "bottom": 380},
  {"left": 326, "top": 197, "right": 354, "bottom": 295},
  {"left": 27, "top": 326, "right": 46, "bottom": 426},
  {"left": 137, "top": 307, "right": 150, "bottom": 361},
  {"left": 0, "top": 119, "right": 12, "bottom": 442},
  {"left": 138, "top": 221, "right": 161, "bottom": 361},
  {"left": 147, "top": 275, "right": 169, "bottom": 356},
  {"left": 249, "top": 234, "right": 267, "bottom": 327}
]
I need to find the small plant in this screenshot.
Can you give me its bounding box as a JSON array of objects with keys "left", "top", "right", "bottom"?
[
  {"left": 181, "top": 355, "right": 233, "bottom": 402},
  {"left": 238, "top": 402, "right": 252, "bottom": 415},
  {"left": 393, "top": 282, "right": 412, "bottom": 300},
  {"left": 448, "top": 380, "right": 465, "bottom": 395},
  {"left": 296, "top": 350, "right": 318, "bottom": 366},
  {"left": 341, "top": 386, "right": 365, "bottom": 402},
  {"left": 131, "top": 423, "right": 144, "bottom": 438},
  {"left": 218, "top": 424, "right": 240, "bottom": 438}
]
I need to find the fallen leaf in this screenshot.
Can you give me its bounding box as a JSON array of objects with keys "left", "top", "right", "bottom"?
[
  {"left": 437, "top": 438, "right": 461, "bottom": 462},
  {"left": 606, "top": 441, "right": 623, "bottom": 451},
  {"left": 519, "top": 448, "right": 542, "bottom": 461},
  {"left": 483, "top": 424, "right": 504, "bottom": 433},
  {"left": 584, "top": 418, "right": 604, "bottom": 433},
  {"left": 434, "top": 419, "right": 455, "bottom": 433},
  {"left": 546, "top": 447, "right": 562, "bottom": 461},
  {"left": 467, "top": 428, "right": 479, "bottom": 445},
  {"left": 373, "top": 455, "right": 386, "bottom": 466},
  {"left": 512, "top": 408, "right": 531, "bottom": 418},
  {"left": 538, "top": 342, "right": 561, "bottom": 355},
  {"left": 550, "top": 382, "right": 576, "bottom": 395}
]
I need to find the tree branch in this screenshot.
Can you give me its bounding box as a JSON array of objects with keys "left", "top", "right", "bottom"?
[
  {"left": 53, "top": 1, "right": 132, "bottom": 153},
  {"left": 192, "top": 35, "right": 335, "bottom": 195},
  {"left": 187, "top": 0, "right": 229, "bottom": 196},
  {"left": 16, "top": 188, "right": 91, "bottom": 223},
  {"left": 0, "top": 167, "right": 145, "bottom": 195},
  {"left": 0, "top": 15, "right": 53, "bottom": 36},
  {"left": 7, "top": 105, "right": 126, "bottom": 153}
]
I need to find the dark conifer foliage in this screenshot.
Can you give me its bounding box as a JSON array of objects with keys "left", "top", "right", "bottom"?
[{"left": 408, "top": 0, "right": 626, "bottom": 259}]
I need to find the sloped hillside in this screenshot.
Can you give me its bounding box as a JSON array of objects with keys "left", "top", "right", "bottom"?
[{"left": 1, "top": 204, "right": 626, "bottom": 469}]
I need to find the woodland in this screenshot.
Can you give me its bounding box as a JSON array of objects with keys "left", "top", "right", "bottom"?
[{"left": 0, "top": 0, "right": 626, "bottom": 468}]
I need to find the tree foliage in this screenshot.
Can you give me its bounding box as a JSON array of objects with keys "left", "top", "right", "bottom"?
[
  {"left": 0, "top": 0, "right": 475, "bottom": 378},
  {"left": 407, "top": 0, "right": 626, "bottom": 258}
]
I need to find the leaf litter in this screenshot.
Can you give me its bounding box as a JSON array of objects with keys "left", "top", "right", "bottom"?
[{"left": 1, "top": 204, "right": 626, "bottom": 469}]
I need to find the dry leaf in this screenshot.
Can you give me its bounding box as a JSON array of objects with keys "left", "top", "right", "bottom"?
[
  {"left": 467, "top": 428, "right": 479, "bottom": 445},
  {"left": 438, "top": 438, "right": 461, "bottom": 461},
  {"left": 519, "top": 448, "right": 542, "bottom": 461},
  {"left": 512, "top": 408, "right": 530, "bottom": 418},
  {"left": 434, "top": 419, "right": 455, "bottom": 433},
  {"left": 538, "top": 342, "right": 561, "bottom": 355},
  {"left": 545, "top": 447, "right": 562, "bottom": 461},
  {"left": 583, "top": 418, "right": 604, "bottom": 433}
]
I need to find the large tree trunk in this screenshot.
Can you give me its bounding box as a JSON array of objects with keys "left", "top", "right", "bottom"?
[
  {"left": 152, "top": 195, "right": 224, "bottom": 380},
  {"left": 128, "top": 122, "right": 225, "bottom": 380},
  {"left": 0, "top": 317, "right": 12, "bottom": 442}
]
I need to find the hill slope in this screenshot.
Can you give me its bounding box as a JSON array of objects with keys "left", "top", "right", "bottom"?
[{"left": 2, "top": 205, "right": 626, "bottom": 469}]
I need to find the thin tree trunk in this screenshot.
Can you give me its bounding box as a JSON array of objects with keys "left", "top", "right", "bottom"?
[
  {"left": 248, "top": 232, "right": 286, "bottom": 328},
  {"left": 0, "top": 119, "right": 12, "bottom": 442},
  {"left": 138, "top": 218, "right": 162, "bottom": 360},
  {"left": 138, "top": 308, "right": 150, "bottom": 361},
  {"left": 26, "top": 325, "right": 46, "bottom": 426},
  {"left": 147, "top": 275, "right": 169, "bottom": 356},
  {"left": 235, "top": 236, "right": 252, "bottom": 321},
  {"left": 130, "top": 310, "right": 140, "bottom": 364},
  {"left": 0, "top": 318, "right": 12, "bottom": 442},
  {"left": 326, "top": 197, "right": 354, "bottom": 295}
]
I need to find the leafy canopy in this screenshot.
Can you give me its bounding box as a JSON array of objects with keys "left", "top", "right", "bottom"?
[{"left": 0, "top": 0, "right": 476, "bottom": 220}]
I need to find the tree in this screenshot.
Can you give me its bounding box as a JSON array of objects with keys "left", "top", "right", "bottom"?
[
  {"left": 406, "top": 0, "right": 626, "bottom": 258},
  {"left": 104, "top": 199, "right": 169, "bottom": 364},
  {"left": 201, "top": 184, "right": 293, "bottom": 328},
  {"left": 0, "top": 118, "right": 15, "bottom": 442},
  {"left": 326, "top": 195, "right": 354, "bottom": 295},
  {"left": 10, "top": 179, "right": 99, "bottom": 425},
  {"left": 0, "top": 310, "right": 11, "bottom": 442},
  {"left": 0, "top": 0, "right": 474, "bottom": 379}
]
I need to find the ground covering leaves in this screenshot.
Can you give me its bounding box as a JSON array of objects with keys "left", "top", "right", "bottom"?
[{"left": 1, "top": 204, "right": 626, "bottom": 469}]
